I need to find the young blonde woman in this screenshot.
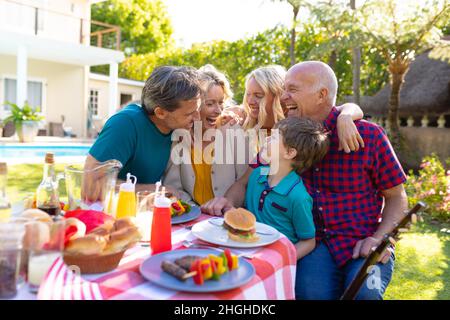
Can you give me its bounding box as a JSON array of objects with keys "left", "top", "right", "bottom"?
[
  {"left": 163, "top": 65, "right": 248, "bottom": 205},
  {"left": 241, "top": 65, "right": 365, "bottom": 153}
]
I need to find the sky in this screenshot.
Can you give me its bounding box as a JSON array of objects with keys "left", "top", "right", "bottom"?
[
  {"left": 163, "top": 0, "right": 429, "bottom": 48},
  {"left": 164, "top": 0, "right": 299, "bottom": 48}
]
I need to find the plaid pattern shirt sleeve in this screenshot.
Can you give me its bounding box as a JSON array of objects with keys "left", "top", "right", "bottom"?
[{"left": 370, "top": 126, "right": 407, "bottom": 191}]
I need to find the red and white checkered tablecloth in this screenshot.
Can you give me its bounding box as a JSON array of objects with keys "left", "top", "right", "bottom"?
[{"left": 37, "top": 214, "right": 297, "bottom": 300}]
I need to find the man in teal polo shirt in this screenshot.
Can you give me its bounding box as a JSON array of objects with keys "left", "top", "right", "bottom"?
[{"left": 85, "top": 66, "right": 201, "bottom": 195}]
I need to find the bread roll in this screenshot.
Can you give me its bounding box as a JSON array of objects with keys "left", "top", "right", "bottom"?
[
  {"left": 114, "top": 217, "right": 136, "bottom": 231},
  {"left": 65, "top": 234, "right": 107, "bottom": 256},
  {"left": 89, "top": 226, "right": 110, "bottom": 237},
  {"left": 103, "top": 226, "right": 141, "bottom": 254},
  {"left": 22, "top": 209, "right": 53, "bottom": 224},
  {"left": 10, "top": 216, "right": 33, "bottom": 224},
  {"left": 90, "top": 220, "right": 115, "bottom": 236}
]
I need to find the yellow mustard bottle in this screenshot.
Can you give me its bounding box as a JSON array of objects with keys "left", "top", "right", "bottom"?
[{"left": 115, "top": 173, "right": 137, "bottom": 219}]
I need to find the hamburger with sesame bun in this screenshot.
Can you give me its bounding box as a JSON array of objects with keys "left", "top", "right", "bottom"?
[{"left": 223, "top": 208, "right": 260, "bottom": 243}]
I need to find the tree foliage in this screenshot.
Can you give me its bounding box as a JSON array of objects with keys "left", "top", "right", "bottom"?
[
  {"left": 358, "top": 0, "right": 449, "bottom": 147},
  {"left": 121, "top": 25, "right": 340, "bottom": 102},
  {"left": 359, "top": 0, "right": 449, "bottom": 62},
  {"left": 113, "top": 0, "right": 448, "bottom": 112},
  {"left": 120, "top": 21, "right": 390, "bottom": 104},
  {"left": 91, "top": 0, "right": 173, "bottom": 55}
]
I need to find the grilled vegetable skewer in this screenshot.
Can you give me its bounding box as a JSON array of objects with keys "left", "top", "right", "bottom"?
[
  {"left": 161, "top": 261, "right": 196, "bottom": 281},
  {"left": 161, "top": 249, "right": 240, "bottom": 285},
  {"left": 174, "top": 255, "right": 201, "bottom": 271}
]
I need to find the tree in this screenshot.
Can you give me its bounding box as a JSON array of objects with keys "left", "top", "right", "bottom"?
[
  {"left": 307, "top": 0, "right": 354, "bottom": 69},
  {"left": 358, "top": 0, "right": 449, "bottom": 148},
  {"left": 350, "top": 0, "right": 361, "bottom": 105},
  {"left": 307, "top": 0, "right": 367, "bottom": 101},
  {"left": 274, "top": 0, "right": 309, "bottom": 66},
  {"left": 121, "top": 26, "right": 299, "bottom": 101},
  {"left": 91, "top": 0, "right": 173, "bottom": 55},
  {"left": 430, "top": 15, "right": 450, "bottom": 63},
  {"left": 120, "top": 22, "right": 391, "bottom": 104}
]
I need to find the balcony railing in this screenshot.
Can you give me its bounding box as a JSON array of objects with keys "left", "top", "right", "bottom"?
[
  {"left": 0, "top": 0, "right": 121, "bottom": 50},
  {"left": 90, "top": 20, "right": 121, "bottom": 51}
]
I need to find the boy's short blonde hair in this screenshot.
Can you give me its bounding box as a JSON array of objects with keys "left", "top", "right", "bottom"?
[{"left": 274, "top": 117, "right": 330, "bottom": 174}]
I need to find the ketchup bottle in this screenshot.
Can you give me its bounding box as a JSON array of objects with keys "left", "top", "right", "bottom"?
[{"left": 150, "top": 184, "right": 172, "bottom": 255}]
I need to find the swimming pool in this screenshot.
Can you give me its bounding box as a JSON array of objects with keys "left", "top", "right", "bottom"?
[{"left": 0, "top": 145, "right": 91, "bottom": 160}]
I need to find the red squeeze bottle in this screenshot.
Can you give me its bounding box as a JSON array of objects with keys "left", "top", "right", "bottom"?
[{"left": 150, "top": 188, "right": 172, "bottom": 254}]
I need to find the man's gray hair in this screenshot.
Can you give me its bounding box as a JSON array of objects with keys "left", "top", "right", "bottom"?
[
  {"left": 309, "top": 61, "right": 338, "bottom": 106},
  {"left": 141, "top": 66, "right": 201, "bottom": 114}
]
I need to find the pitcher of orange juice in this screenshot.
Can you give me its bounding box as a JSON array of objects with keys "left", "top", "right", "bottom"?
[{"left": 115, "top": 173, "right": 137, "bottom": 219}]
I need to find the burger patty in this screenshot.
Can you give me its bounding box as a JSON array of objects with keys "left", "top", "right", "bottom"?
[{"left": 223, "top": 220, "right": 256, "bottom": 237}]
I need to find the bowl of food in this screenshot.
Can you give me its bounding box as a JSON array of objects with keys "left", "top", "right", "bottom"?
[{"left": 63, "top": 215, "right": 141, "bottom": 274}]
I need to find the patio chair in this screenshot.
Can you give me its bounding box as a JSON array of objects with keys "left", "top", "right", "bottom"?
[
  {"left": 49, "top": 122, "right": 65, "bottom": 137},
  {"left": 2, "top": 121, "right": 15, "bottom": 137},
  {"left": 340, "top": 202, "right": 427, "bottom": 300}
]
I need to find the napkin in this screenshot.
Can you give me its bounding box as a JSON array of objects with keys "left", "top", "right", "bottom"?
[{"left": 64, "top": 209, "right": 114, "bottom": 233}]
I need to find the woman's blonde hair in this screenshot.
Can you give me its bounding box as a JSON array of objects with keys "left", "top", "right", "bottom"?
[
  {"left": 198, "top": 64, "right": 233, "bottom": 103},
  {"left": 242, "top": 65, "right": 286, "bottom": 130}
]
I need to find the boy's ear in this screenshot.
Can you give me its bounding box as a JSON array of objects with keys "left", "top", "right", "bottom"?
[
  {"left": 154, "top": 106, "right": 168, "bottom": 119},
  {"left": 285, "top": 147, "right": 297, "bottom": 160}
]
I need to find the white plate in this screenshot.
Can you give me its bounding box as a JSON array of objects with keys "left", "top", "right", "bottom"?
[{"left": 191, "top": 217, "right": 280, "bottom": 248}]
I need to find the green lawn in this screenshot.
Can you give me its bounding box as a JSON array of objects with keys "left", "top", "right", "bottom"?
[{"left": 5, "top": 163, "right": 450, "bottom": 300}]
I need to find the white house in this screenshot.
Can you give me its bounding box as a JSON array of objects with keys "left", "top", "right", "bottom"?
[
  {"left": 0, "top": 0, "right": 145, "bottom": 138},
  {"left": 88, "top": 72, "right": 144, "bottom": 134}
]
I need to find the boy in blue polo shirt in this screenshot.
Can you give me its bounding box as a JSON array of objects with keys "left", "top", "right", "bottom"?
[{"left": 245, "top": 117, "right": 329, "bottom": 259}]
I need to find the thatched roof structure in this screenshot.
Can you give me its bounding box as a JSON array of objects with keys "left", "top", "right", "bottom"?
[{"left": 361, "top": 50, "right": 450, "bottom": 117}]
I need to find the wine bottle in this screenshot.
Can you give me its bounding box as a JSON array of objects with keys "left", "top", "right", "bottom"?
[{"left": 36, "top": 153, "right": 61, "bottom": 217}]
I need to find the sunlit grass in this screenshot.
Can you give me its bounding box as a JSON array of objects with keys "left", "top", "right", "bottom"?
[
  {"left": 6, "top": 164, "right": 68, "bottom": 205},
  {"left": 385, "top": 219, "right": 450, "bottom": 300}
]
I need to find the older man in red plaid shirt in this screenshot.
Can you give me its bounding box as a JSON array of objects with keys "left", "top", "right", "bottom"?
[{"left": 202, "top": 61, "right": 408, "bottom": 300}]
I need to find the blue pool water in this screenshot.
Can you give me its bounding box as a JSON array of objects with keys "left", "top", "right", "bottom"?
[{"left": 0, "top": 145, "right": 91, "bottom": 159}]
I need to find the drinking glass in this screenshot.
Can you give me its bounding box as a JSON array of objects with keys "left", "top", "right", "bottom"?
[
  {"left": 135, "top": 191, "right": 154, "bottom": 244},
  {"left": 27, "top": 219, "right": 65, "bottom": 293},
  {"left": 0, "top": 223, "right": 25, "bottom": 299}
]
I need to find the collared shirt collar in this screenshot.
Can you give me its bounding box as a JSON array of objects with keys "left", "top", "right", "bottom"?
[
  {"left": 257, "top": 168, "right": 301, "bottom": 196},
  {"left": 323, "top": 106, "right": 340, "bottom": 132}
]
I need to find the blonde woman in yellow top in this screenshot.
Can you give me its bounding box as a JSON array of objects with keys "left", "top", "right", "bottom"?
[{"left": 163, "top": 65, "right": 248, "bottom": 205}]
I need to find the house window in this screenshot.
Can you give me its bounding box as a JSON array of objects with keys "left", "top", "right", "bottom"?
[
  {"left": 89, "top": 89, "right": 99, "bottom": 116},
  {"left": 4, "top": 78, "right": 43, "bottom": 111},
  {"left": 120, "top": 93, "right": 133, "bottom": 107}
]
